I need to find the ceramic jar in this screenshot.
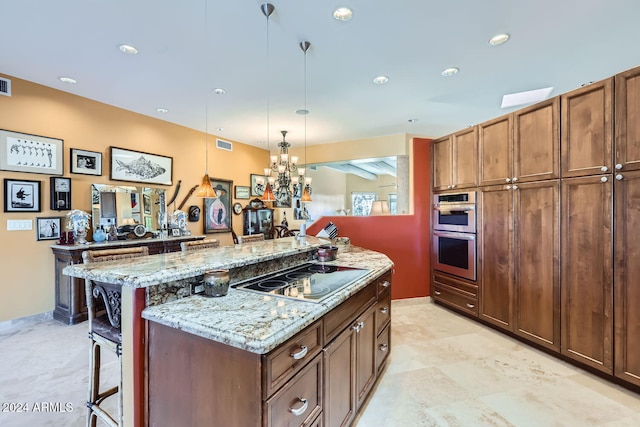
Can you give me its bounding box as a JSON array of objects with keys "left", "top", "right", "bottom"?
[{"left": 203, "top": 270, "right": 230, "bottom": 297}]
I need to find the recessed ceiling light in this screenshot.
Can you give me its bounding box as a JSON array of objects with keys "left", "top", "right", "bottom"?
[
  {"left": 156, "top": 108, "right": 169, "bottom": 113},
  {"left": 59, "top": 76, "right": 77, "bottom": 84},
  {"left": 212, "top": 88, "right": 226, "bottom": 95},
  {"left": 333, "top": 7, "right": 353, "bottom": 21},
  {"left": 373, "top": 75, "right": 389, "bottom": 84},
  {"left": 408, "top": 118, "right": 418, "bottom": 123},
  {"left": 216, "top": 127, "right": 224, "bottom": 131},
  {"left": 489, "top": 33, "right": 510, "bottom": 46},
  {"left": 501, "top": 87, "right": 554, "bottom": 109},
  {"left": 118, "top": 44, "right": 138, "bottom": 55},
  {"left": 441, "top": 67, "right": 459, "bottom": 77},
  {"left": 296, "top": 109, "right": 309, "bottom": 115}
]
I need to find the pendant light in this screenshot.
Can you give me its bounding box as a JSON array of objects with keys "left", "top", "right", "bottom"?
[
  {"left": 195, "top": 0, "right": 216, "bottom": 198},
  {"left": 261, "top": 3, "right": 277, "bottom": 203},
  {"left": 299, "top": 41, "right": 312, "bottom": 202}
]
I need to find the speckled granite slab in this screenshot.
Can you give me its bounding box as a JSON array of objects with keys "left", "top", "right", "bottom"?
[
  {"left": 63, "top": 236, "right": 327, "bottom": 288},
  {"left": 142, "top": 246, "right": 393, "bottom": 354}
]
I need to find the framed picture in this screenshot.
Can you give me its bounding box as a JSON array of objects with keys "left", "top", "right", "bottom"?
[
  {"left": 131, "top": 193, "right": 141, "bottom": 213},
  {"left": 50, "top": 177, "right": 72, "bottom": 210},
  {"left": 204, "top": 177, "right": 233, "bottom": 233},
  {"left": 143, "top": 194, "right": 151, "bottom": 214},
  {"left": 235, "top": 185, "right": 250, "bottom": 199},
  {"left": 0, "top": 129, "right": 63, "bottom": 175},
  {"left": 110, "top": 146, "right": 173, "bottom": 186},
  {"left": 250, "top": 174, "right": 265, "bottom": 197},
  {"left": 70, "top": 148, "right": 102, "bottom": 176},
  {"left": 4, "top": 179, "right": 41, "bottom": 212},
  {"left": 36, "top": 217, "right": 62, "bottom": 241}
]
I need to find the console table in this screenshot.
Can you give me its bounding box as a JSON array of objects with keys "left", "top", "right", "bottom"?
[{"left": 50, "top": 235, "right": 205, "bottom": 325}]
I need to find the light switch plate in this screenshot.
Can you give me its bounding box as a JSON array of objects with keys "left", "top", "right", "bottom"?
[{"left": 7, "top": 219, "right": 33, "bottom": 231}]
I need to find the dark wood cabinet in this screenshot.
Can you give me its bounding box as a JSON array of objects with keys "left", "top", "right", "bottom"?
[
  {"left": 433, "top": 127, "right": 478, "bottom": 191},
  {"left": 615, "top": 66, "right": 640, "bottom": 172},
  {"left": 513, "top": 97, "right": 560, "bottom": 182},
  {"left": 478, "top": 184, "right": 513, "bottom": 330},
  {"left": 432, "top": 272, "right": 478, "bottom": 317},
  {"left": 51, "top": 236, "right": 203, "bottom": 325},
  {"left": 324, "top": 316, "right": 356, "bottom": 427},
  {"left": 561, "top": 176, "right": 613, "bottom": 373},
  {"left": 561, "top": 78, "right": 613, "bottom": 178},
  {"left": 513, "top": 180, "right": 560, "bottom": 350},
  {"left": 614, "top": 169, "right": 640, "bottom": 385},
  {"left": 478, "top": 114, "right": 512, "bottom": 186}
]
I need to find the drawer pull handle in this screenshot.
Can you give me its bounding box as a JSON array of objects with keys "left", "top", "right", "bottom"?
[
  {"left": 379, "top": 307, "right": 389, "bottom": 314},
  {"left": 379, "top": 343, "right": 389, "bottom": 352},
  {"left": 290, "top": 345, "right": 308, "bottom": 360},
  {"left": 434, "top": 290, "right": 442, "bottom": 296},
  {"left": 380, "top": 280, "right": 391, "bottom": 288},
  {"left": 289, "top": 397, "right": 308, "bottom": 416},
  {"left": 353, "top": 321, "right": 365, "bottom": 333},
  {"left": 466, "top": 303, "right": 475, "bottom": 309}
]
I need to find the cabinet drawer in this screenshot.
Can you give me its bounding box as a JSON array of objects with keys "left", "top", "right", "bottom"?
[
  {"left": 433, "top": 283, "right": 478, "bottom": 316},
  {"left": 324, "top": 282, "right": 376, "bottom": 343},
  {"left": 375, "top": 291, "right": 391, "bottom": 335},
  {"left": 376, "top": 323, "right": 391, "bottom": 374},
  {"left": 376, "top": 271, "right": 392, "bottom": 298},
  {"left": 263, "top": 320, "right": 323, "bottom": 398},
  {"left": 433, "top": 272, "right": 477, "bottom": 297},
  {"left": 265, "top": 353, "right": 323, "bottom": 427}
]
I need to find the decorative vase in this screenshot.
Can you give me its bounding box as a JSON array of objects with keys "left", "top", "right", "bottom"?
[
  {"left": 92, "top": 228, "right": 107, "bottom": 243},
  {"left": 203, "top": 270, "right": 230, "bottom": 297},
  {"left": 74, "top": 228, "right": 88, "bottom": 245}
]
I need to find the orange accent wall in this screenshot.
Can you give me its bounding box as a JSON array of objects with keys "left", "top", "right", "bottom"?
[{"left": 308, "top": 137, "right": 432, "bottom": 299}]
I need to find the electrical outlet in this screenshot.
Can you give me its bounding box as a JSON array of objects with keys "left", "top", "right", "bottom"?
[
  {"left": 7, "top": 219, "right": 33, "bottom": 231},
  {"left": 190, "top": 280, "right": 204, "bottom": 295}
]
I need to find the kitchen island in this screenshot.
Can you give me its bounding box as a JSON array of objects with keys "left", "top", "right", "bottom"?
[{"left": 63, "top": 236, "right": 393, "bottom": 427}]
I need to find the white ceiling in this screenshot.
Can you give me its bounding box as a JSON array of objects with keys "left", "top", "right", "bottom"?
[{"left": 2, "top": 0, "right": 640, "bottom": 150}]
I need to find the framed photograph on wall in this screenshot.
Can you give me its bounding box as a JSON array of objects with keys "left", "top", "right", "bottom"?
[
  {"left": 234, "top": 185, "right": 250, "bottom": 199},
  {"left": 0, "top": 129, "right": 63, "bottom": 175},
  {"left": 204, "top": 177, "right": 233, "bottom": 233},
  {"left": 143, "top": 194, "right": 151, "bottom": 214},
  {"left": 110, "top": 146, "right": 173, "bottom": 186},
  {"left": 250, "top": 174, "right": 265, "bottom": 197},
  {"left": 4, "top": 178, "right": 41, "bottom": 212},
  {"left": 36, "top": 217, "right": 62, "bottom": 241},
  {"left": 70, "top": 148, "right": 102, "bottom": 176}
]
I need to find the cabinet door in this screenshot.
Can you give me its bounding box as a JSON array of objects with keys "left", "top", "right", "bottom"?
[
  {"left": 452, "top": 126, "right": 478, "bottom": 189},
  {"left": 478, "top": 185, "right": 513, "bottom": 330},
  {"left": 514, "top": 180, "right": 560, "bottom": 350},
  {"left": 561, "top": 78, "right": 613, "bottom": 178},
  {"left": 432, "top": 135, "right": 453, "bottom": 191},
  {"left": 478, "top": 114, "right": 512, "bottom": 186},
  {"left": 513, "top": 98, "right": 560, "bottom": 182},
  {"left": 355, "top": 304, "right": 376, "bottom": 410},
  {"left": 615, "top": 66, "right": 640, "bottom": 172},
  {"left": 323, "top": 327, "right": 356, "bottom": 427},
  {"left": 561, "top": 176, "right": 613, "bottom": 373},
  {"left": 614, "top": 170, "right": 640, "bottom": 385}
]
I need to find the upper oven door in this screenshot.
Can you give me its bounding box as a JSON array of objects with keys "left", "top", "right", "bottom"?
[{"left": 433, "top": 202, "right": 476, "bottom": 233}]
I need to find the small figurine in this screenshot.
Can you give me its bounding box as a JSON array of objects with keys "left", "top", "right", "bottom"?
[{"left": 281, "top": 211, "right": 288, "bottom": 228}]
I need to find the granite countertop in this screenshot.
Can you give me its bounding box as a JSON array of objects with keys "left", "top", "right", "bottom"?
[
  {"left": 62, "top": 236, "right": 328, "bottom": 288},
  {"left": 141, "top": 245, "right": 393, "bottom": 354}
]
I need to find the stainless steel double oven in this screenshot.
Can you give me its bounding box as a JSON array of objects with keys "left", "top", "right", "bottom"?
[{"left": 432, "top": 191, "right": 477, "bottom": 281}]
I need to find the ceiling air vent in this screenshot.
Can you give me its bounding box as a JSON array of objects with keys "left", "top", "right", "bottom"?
[
  {"left": 216, "top": 139, "right": 232, "bottom": 152},
  {"left": 0, "top": 77, "right": 11, "bottom": 96}
]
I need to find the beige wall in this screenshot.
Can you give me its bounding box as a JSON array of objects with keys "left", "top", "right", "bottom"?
[{"left": 0, "top": 74, "right": 268, "bottom": 322}]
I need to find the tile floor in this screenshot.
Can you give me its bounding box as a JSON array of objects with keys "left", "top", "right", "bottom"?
[{"left": 1, "top": 298, "right": 639, "bottom": 426}]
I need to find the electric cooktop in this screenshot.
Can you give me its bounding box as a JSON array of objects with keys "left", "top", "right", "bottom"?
[{"left": 233, "top": 263, "right": 370, "bottom": 303}]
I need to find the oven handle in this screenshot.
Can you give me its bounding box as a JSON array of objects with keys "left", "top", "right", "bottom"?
[
  {"left": 433, "top": 230, "right": 475, "bottom": 240},
  {"left": 433, "top": 204, "right": 475, "bottom": 212}
]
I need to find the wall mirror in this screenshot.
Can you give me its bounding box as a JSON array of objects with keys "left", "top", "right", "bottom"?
[
  {"left": 305, "top": 155, "right": 410, "bottom": 218},
  {"left": 91, "top": 184, "right": 166, "bottom": 232}
]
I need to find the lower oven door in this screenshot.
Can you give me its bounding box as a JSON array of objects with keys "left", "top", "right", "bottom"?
[{"left": 432, "top": 230, "right": 476, "bottom": 281}]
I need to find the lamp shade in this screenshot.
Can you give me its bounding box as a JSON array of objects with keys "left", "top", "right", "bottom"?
[
  {"left": 194, "top": 174, "right": 216, "bottom": 198},
  {"left": 261, "top": 182, "right": 277, "bottom": 202},
  {"left": 369, "top": 200, "right": 390, "bottom": 216},
  {"left": 301, "top": 185, "right": 312, "bottom": 202}
]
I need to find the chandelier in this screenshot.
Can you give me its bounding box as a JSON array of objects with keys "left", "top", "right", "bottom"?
[{"left": 262, "top": 130, "right": 310, "bottom": 202}]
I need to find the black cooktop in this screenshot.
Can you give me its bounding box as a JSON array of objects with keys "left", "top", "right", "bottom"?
[{"left": 233, "top": 263, "right": 370, "bottom": 303}]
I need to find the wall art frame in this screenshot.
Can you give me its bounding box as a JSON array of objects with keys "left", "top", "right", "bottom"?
[
  {"left": 250, "top": 174, "right": 265, "bottom": 197},
  {"left": 110, "top": 146, "right": 173, "bottom": 186},
  {"left": 36, "top": 217, "right": 62, "bottom": 241},
  {"left": 70, "top": 148, "right": 102, "bottom": 176},
  {"left": 4, "top": 178, "right": 41, "bottom": 212},
  {"left": 204, "top": 177, "right": 233, "bottom": 234},
  {"left": 234, "top": 185, "right": 250, "bottom": 200},
  {"left": 0, "top": 129, "right": 64, "bottom": 175}
]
